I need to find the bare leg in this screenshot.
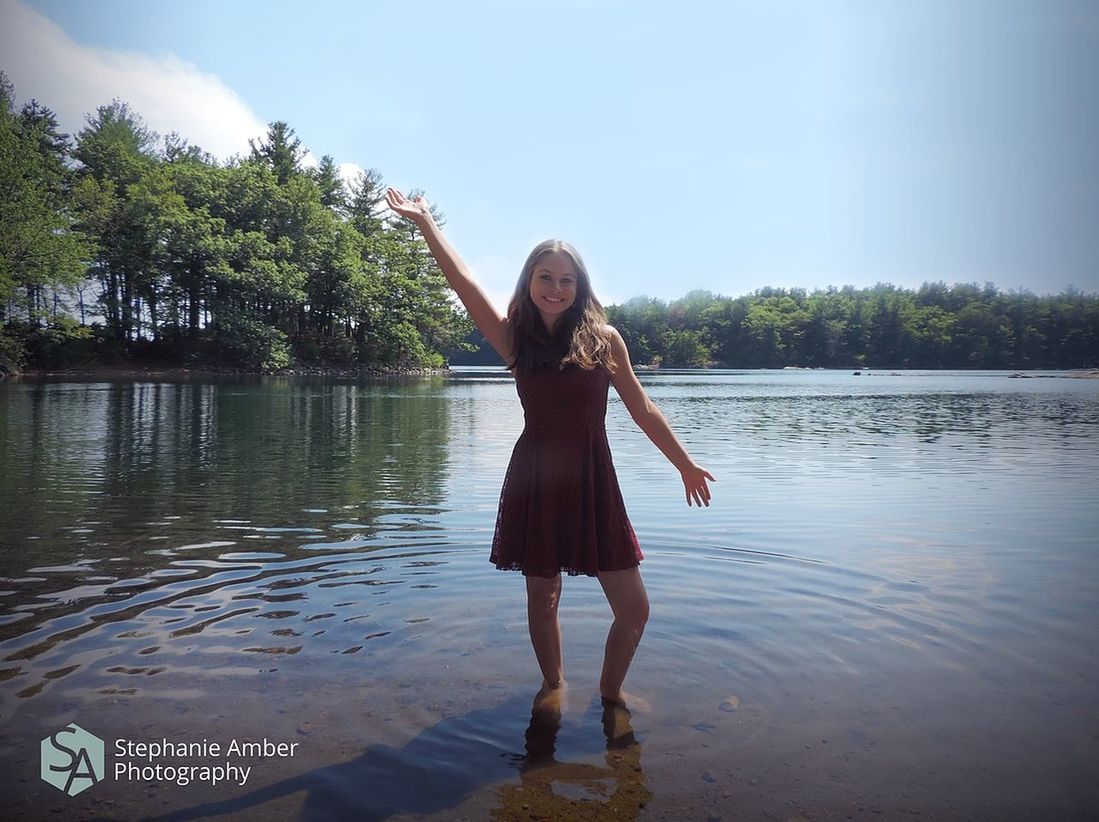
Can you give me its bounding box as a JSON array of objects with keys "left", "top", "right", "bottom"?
[
  {"left": 526, "top": 573, "right": 565, "bottom": 711},
  {"left": 598, "top": 567, "right": 650, "bottom": 707}
]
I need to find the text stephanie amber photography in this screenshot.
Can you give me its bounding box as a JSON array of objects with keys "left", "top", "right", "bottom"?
[{"left": 113, "top": 738, "right": 301, "bottom": 787}]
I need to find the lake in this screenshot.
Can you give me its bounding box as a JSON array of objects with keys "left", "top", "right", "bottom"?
[{"left": 1, "top": 368, "right": 1097, "bottom": 820}]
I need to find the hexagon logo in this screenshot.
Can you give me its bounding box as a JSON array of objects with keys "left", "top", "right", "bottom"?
[{"left": 41, "top": 723, "right": 104, "bottom": 796}]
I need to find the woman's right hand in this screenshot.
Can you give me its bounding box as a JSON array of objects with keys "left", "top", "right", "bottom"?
[
  {"left": 382, "top": 187, "right": 512, "bottom": 361},
  {"left": 385, "top": 188, "right": 432, "bottom": 226}
]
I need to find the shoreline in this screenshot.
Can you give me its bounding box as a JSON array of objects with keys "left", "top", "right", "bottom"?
[
  {"left": 5, "top": 363, "right": 451, "bottom": 379},
  {"left": 4, "top": 362, "right": 1098, "bottom": 380}
]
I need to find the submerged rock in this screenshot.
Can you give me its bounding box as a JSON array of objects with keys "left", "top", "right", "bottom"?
[{"left": 719, "top": 695, "right": 740, "bottom": 712}]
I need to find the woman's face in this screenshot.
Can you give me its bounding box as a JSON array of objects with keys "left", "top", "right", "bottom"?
[{"left": 528, "top": 251, "right": 579, "bottom": 331}]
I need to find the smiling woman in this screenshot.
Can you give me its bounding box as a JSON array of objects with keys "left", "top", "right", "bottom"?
[
  {"left": 385, "top": 188, "right": 715, "bottom": 715},
  {"left": 528, "top": 254, "right": 577, "bottom": 325},
  {"left": 507, "top": 240, "right": 610, "bottom": 374}
]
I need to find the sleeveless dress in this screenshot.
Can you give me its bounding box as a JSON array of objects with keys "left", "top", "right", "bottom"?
[{"left": 490, "top": 363, "right": 644, "bottom": 577}]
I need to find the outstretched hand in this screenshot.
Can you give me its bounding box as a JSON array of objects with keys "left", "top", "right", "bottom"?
[
  {"left": 680, "top": 463, "right": 716, "bottom": 507},
  {"left": 385, "top": 188, "right": 431, "bottom": 225}
]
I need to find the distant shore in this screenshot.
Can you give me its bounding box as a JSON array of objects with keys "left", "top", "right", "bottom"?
[
  {"left": 4, "top": 362, "right": 449, "bottom": 379},
  {"left": 6, "top": 362, "right": 1098, "bottom": 380},
  {"left": 1010, "top": 370, "right": 1099, "bottom": 379}
]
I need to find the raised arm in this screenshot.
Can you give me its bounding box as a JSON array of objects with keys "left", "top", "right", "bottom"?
[
  {"left": 606, "top": 326, "right": 715, "bottom": 507},
  {"left": 385, "top": 188, "right": 510, "bottom": 362}
]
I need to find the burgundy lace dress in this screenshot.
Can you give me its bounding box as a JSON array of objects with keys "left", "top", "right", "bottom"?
[{"left": 489, "top": 363, "right": 643, "bottom": 577}]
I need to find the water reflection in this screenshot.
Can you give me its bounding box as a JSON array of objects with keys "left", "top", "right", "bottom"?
[
  {"left": 0, "top": 379, "right": 454, "bottom": 641},
  {"left": 0, "top": 545, "right": 461, "bottom": 721},
  {"left": 1, "top": 371, "right": 1097, "bottom": 819},
  {"left": 493, "top": 698, "right": 651, "bottom": 821},
  {"left": 142, "top": 691, "right": 647, "bottom": 822}
]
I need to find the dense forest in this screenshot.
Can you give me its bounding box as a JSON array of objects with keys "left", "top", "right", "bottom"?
[
  {"left": 0, "top": 73, "right": 470, "bottom": 373},
  {"left": 606, "top": 282, "right": 1099, "bottom": 369},
  {"left": 2, "top": 73, "right": 1096, "bottom": 374}
]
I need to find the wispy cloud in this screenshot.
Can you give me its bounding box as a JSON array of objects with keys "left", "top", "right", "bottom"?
[{"left": 0, "top": 0, "right": 266, "bottom": 160}]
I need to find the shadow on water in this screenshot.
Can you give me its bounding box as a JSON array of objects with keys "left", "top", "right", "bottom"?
[{"left": 145, "top": 694, "right": 650, "bottom": 822}]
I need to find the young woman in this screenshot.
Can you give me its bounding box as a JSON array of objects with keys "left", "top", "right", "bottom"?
[{"left": 385, "top": 189, "right": 714, "bottom": 712}]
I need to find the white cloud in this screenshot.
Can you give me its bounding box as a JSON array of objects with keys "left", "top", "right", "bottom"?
[
  {"left": 338, "top": 161, "right": 365, "bottom": 191},
  {"left": 0, "top": 0, "right": 266, "bottom": 160}
]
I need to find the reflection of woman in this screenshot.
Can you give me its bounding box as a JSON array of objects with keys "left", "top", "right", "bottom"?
[
  {"left": 386, "top": 190, "right": 714, "bottom": 710},
  {"left": 492, "top": 702, "right": 651, "bottom": 820}
]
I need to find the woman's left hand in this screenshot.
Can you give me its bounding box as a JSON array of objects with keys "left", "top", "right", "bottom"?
[{"left": 680, "top": 463, "right": 716, "bottom": 507}]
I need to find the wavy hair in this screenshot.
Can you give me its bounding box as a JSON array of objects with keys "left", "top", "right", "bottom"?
[{"left": 506, "top": 240, "right": 616, "bottom": 374}]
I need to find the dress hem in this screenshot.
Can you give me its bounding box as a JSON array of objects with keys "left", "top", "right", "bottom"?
[{"left": 490, "top": 559, "right": 642, "bottom": 578}]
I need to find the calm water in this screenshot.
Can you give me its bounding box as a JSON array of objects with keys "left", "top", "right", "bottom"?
[{"left": 1, "top": 369, "right": 1097, "bottom": 820}]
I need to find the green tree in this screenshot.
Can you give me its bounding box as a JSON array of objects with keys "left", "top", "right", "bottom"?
[
  {"left": 311, "top": 154, "right": 347, "bottom": 213},
  {"left": 73, "top": 100, "right": 160, "bottom": 340},
  {"left": 249, "top": 121, "right": 304, "bottom": 186},
  {"left": 348, "top": 167, "right": 386, "bottom": 238},
  {"left": 0, "top": 75, "right": 92, "bottom": 325}
]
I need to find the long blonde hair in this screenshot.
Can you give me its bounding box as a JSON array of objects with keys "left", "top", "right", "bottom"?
[{"left": 506, "top": 240, "right": 616, "bottom": 374}]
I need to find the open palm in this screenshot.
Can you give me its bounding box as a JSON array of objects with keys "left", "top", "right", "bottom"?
[{"left": 385, "top": 188, "right": 430, "bottom": 223}]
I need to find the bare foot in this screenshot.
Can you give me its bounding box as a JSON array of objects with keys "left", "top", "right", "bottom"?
[
  {"left": 601, "top": 699, "right": 638, "bottom": 749},
  {"left": 600, "top": 689, "right": 651, "bottom": 714},
  {"left": 532, "top": 679, "right": 568, "bottom": 715}
]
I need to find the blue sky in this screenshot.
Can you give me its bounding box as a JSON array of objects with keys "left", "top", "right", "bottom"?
[{"left": 3, "top": 0, "right": 1097, "bottom": 307}]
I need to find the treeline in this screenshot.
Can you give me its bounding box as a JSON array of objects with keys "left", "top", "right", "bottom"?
[
  {"left": 3, "top": 74, "right": 1096, "bottom": 375},
  {"left": 453, "top": 283, "right": 1099, "bottom": 370},
  {"left": 603, "top": 284, "right": 1098, "bottom": 369},
  {"left": 0, "top": 72, "right": 470, "bottom": 372}
]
